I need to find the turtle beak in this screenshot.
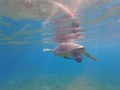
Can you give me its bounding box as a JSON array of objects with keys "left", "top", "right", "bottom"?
[{"left": 75, "top": 57, "right": 82, "bottom": 62}]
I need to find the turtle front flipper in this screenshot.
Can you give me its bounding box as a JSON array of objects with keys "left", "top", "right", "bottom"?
[{"left": 83, "top": 52, "right": 98, "bottom": 61}]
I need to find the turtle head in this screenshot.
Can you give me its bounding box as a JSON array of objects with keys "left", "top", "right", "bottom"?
[
  {"left": 73, "top": 51, "right": 83, "bottom": 63},
  {"left": 75, "top": 57, "right": 82, "bottom": 62}
]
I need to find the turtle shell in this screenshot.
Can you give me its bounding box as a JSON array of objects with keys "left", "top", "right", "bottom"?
[{"left": 54, "top": 43, "right": 85, "bottom": 58}]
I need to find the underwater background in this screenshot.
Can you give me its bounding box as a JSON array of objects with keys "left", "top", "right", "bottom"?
[{"left": 0, "top": 0, "right": 120, "bottom": 90}]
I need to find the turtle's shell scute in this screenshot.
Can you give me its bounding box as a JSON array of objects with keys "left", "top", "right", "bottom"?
[{"left": 54, "top": 43, "right": 84, "bottom": 53}]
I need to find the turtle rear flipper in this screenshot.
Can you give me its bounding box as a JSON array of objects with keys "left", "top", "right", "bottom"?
[
  {"left": 43, "top": 48, "right": 54, "bottom": 52},
  {"left": 83, "top": 52, "right": 98, "bottom": 61}
]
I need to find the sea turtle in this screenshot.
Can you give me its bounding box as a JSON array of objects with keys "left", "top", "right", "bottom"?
[{"left": 43, "top": 43, "right": 98, "bottom": 62}]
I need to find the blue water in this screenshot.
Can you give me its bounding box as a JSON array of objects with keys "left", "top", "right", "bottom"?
[{"left": 0, "top": 0, "right": 120, "bottom": 90}]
